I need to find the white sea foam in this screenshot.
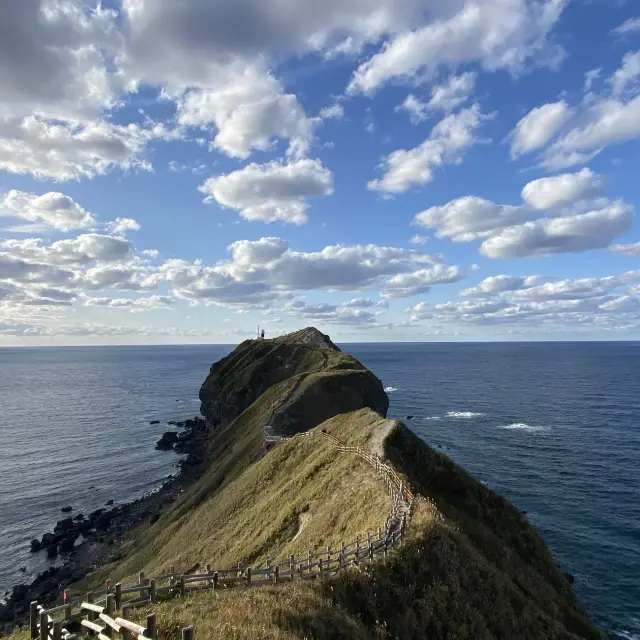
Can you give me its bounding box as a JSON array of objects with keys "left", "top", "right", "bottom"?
[
  {"left": 499, "top": 423, "right": 550, "bottom": 433},
  {"left": 384, "top": 386, "right": 398, "bottom": 393},
  {"left": 424, "top": 416, "right": 443, "bottom": 421},
  {"left": 446, "top": 411, "right": 485, "bottom": 419}
]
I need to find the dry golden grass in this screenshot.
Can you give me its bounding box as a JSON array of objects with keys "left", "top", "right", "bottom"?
[{"left": 74, "top": 407, "right": 396, "bottom": 593}]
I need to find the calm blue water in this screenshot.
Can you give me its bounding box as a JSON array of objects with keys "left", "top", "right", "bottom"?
[{"left": 1, "top": 343, "right": 638, "bottom": 638}]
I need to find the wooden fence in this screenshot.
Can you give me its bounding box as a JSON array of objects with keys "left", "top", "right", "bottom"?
[{"left": 29, "top": 426, "right": 415, "bottom": 639}]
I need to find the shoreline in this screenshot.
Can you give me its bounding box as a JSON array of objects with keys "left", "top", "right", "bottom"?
[{"left": 0, "top": 417, "right": 209, "bottom": 633}]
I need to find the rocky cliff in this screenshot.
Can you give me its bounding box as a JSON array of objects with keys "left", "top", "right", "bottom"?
[{"left": 199, "top": 327, "right": 389, "bottom": 435}]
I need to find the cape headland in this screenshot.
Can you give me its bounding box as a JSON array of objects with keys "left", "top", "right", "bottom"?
[{"left": 2, "top": 328, "right": 602, "bottom": 639}]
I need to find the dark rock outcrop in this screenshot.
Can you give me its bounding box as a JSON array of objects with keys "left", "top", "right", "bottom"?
[
  {"left": 199, "top": 327, "right": 389, "bottom": 436},
  {"left": 156, "top": 431, "right": 180, "bottom": 450}
]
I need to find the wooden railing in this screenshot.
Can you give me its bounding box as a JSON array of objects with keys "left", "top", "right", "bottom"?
[{"left": 30, "top": 425, "right": 415, "bottom": 639}]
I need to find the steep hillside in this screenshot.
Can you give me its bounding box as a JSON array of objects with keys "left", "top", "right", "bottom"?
[
  {"left": 199, "top": 327, "right": 389, "bottom": 434},
  {"left": 23, "top": 328, "right": 600, "bottom": 640}
]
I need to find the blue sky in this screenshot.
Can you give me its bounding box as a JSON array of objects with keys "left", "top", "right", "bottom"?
[{"left": 1, "top": 0, "right": 640, "bottom": 345}]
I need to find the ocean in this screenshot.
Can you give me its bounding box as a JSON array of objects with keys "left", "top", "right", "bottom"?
[{"left": 1, "top": 343, "right": 638, "bottom": 638}]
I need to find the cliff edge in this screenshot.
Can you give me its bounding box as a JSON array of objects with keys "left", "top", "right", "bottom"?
[{"left": 199, "top": 327, "right": 389, "bottom": 435}]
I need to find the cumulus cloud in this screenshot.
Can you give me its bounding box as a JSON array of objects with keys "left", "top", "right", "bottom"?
[
  {"left": 407, "top": 269, "right": 640, "bottom": 332},
  {"left": 414, "top": 197, "right": 528, "bottom": 242},
  {"left": 520, "top": 168, "right": 604, "bottom": 210},
  {"left": 176, "top": 63, "right": 317, "bottom": 159},
  {"left": 479, "top": 201, "right": 633, "bottom": 258},
  {"left": 381, "top": 264, "right": 463, "bottom": 298},
  {"left": 409, "top": 234, "right": 429, "bottom": 245},
  {"left": 106, "top": 218, "right": 142, "bottom": 235},
  {"left": 415, "top": 169, "right": 633, "bottom": 258},
  {"left": 83, "top": 295, "right": 173, "bottom": 312},
  {"left": 319, "top": 103, "right": 345, "bottom": 120},
  {"left": 461, "top": 275, "right": 541, "bottom": 297},
  {"left": 2, "top": 234, "right": 133, "bottom": 266},
  {"left": 610, "top": 242, "right": 640, "bottom": 256},
  {"left": 199, "top": 158, "right": 333, "bottom": 224},
  {"left": 0, "top": 190, "right": 96, "bottom": 232},
  {"left": 509, "top": 100, "right": 571, "bottom": 158},
  {"left": 0, "top": 114, "right": 164, "bottom": 181},
  {"left": 347, "top": 0, "right": 565, "bottom": 95},
  {"left": 610, "top": 50, "right": 640, "bottom": 97},
  {"left": 282, "top": 300, "right": 379, "bottom": 327},
  {"left": 397, "top": 73, "right": 477, "bottom": 123},
  {"left": 368, "top": 105, "right": 485, "bottom": 194},
  {"left": 613, "top": 18, "right": 640, "bottom": 36}
]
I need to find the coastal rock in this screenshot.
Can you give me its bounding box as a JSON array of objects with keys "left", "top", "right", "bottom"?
[
  {"left": 106, "top": 500, "right": 114, "bottom": 506},
  {"left": 46, "top": 545, "right": 58, "bottom": 558},
  {"left": 156, "top": 431, "right": 180, "bottom": 450},
  {"left": 199, "top": 327, "right": 389, "bottom": 435},
  {"left": 61, "top": 506, "right": 73, "bottom": 513},
  {"left": 30, "top": 539, "right": 41, "bottom": 552},
  {"left": 59, "top": 536, "right": 76, "bottom": 553}
]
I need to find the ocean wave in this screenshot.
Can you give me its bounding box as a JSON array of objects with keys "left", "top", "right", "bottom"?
[
  {"left": 446, "top": 411, "right": 485, "bottom": 419},
  {"left": 424, "top": 416, "right": 443, "bottom": 421},
  {"left": 499, "top": 423, "right": 550, "bottom": 433},
  {"left": 384, "top": 386, "right": 398, "bottom": 393}
]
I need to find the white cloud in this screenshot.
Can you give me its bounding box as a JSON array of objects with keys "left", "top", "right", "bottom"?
[
  {"left": 479, "top": 201, "right": 634, "bottom": 258},
  {"left": 0, "top": 114, "right": 161, "bottom": 181},
  {"left": 368, "top": 105, "right": 485, "bottom": 194},
  {"left": 282, "top": 300, "right": 379, "bottom": 327},
  {"left": 0, "top": 1, "right": 121, "bottom": 122},
  {"left": 106, "top": 218, "right": 142, "bottom": 235},
  {"left": 613, "top": 18, "right": 640, "bottom": 35},
  {"left": 347, "top": 0, "right": 565, "bottom": 95},
  {"left": 342, "top": 298, "right": 376, "bottom": 308},
  {"left": 520, "top": 168, "right": 604, "bottom": 210},
  {"left": 409, "top": 234, "right": 429, "bottom": 245},
  {"left": 461, "top": 275, "right": 541, "bottom": 297},
  {"left": 610, "top": 242, "right": 640, "bottom": 256},
  {"left": 83, "top": 295, "right": 173, "bottom": 312},
  {"left": 584, "top": 67, "right": 602, "bottom": 92},
  {"left": 610, "top": 50, "right": 640, "bottom": 97},
  {"left": 0, "top": 191, "right": 96, "bottom": 232},
  {"left": 199, "top": 158, "right": 333, "bottom": 224},
  {"left": 320, "top": 103, "right": 345, "bottom": 120},
  {"left": 2, "top": 234, "right": 133, "bottom": 266},
  {"left": 543, "top": 95, "right": 640, "bottom": 170},
  {"left": 381, "top": 264, "right": 462, "bottom": 298},
  {"left": 407, "top": 269, "right": 640, "bottom": 333},
  {"left": 396, "top": 72, "right": 477, "bottom": 124},
  {"left": 414, "top": 196, "right": 528, "bottom": 241},
  {"left": 510, "top": 100, "right": 572, "bottom": 158},
  {"left": 176, "top": 63, "right": 317, "bottom": 159}
]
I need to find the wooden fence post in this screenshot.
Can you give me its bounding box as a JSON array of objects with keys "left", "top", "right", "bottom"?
[
  {"left": 63, "top": 589, "right": 72, "bottom": 622},
  {"left": 121, "top": 605, "right": 132, "bottom": 640},
  {"left": 274, "top": 566, "right": 280, "bottom": 584},
  {"left": 39, "top": 610, "right": 48, "bottom": 640},
  {"left": 86, "top": 592, "right": 95, "bottom": 637},
  {"left": 246, "top": 568, "right": 252, "bottom": 586},
  {"left": 298, "top": 562, "right": 304, "bottom": 580},
  {"left": 115, "top": 583, "right": 122, "bottom": 609},
  {"left": 340, "top": 542, "right": 345, "bottom": 569},
  {"left": 30, "top": 601, "right": 38, "bottom": 639},
  {"left": 319, "top": 558, "right": 324, "bottom": 576},
  {"left": 213, "top": 571, "right": 219, "bottom": 591},
  {"left": 237, "top": 562, "right": 242, "bottom": 578},
  {"left": 53, "top": 620, "right": 63, "bottom": 640},
  {"left": 182, "top": 626, "right": 195, "bottom": 640},
  {"left": 355, "top": 538, "right": 360, "bottom": 565},
  {"left": 180, "top": 574, "right": 186, "bottom": 597},
  {"left": 150, "top": 579, "right": 157, "bottom": 603},
  {"left": 146, "top": 613, "right": 157, "bottom": 639},
  {"left": 206, "top": 564, "right": 212, "bottom": 589}
]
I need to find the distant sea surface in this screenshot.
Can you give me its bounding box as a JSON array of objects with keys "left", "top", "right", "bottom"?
[{"left": 1, "top": 343, "right": 638, "bottom": 638}]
